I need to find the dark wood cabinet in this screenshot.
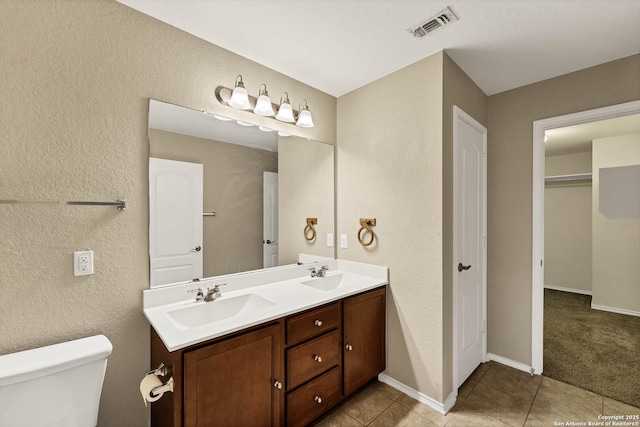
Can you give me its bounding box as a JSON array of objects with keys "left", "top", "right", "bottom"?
[
  {"left": 150, "top": 286, "right": 386, "bottom": 427},
  {"left": 343, "top": 287, "right": 386, "bottom": 397},
  {"left": 183, "top": 324, "right": 283, "bottom": 427}
]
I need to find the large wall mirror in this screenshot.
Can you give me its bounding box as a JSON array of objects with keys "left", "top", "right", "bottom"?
[{"left": 148, "top": 99, "right": 335, "bottom": 288}]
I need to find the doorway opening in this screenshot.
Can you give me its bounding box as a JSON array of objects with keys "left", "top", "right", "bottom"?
[{"left": 531, "top": 100, "right": 640, "bottom": 379}]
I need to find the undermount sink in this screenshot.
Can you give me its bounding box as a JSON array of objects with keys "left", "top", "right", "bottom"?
[
  {"left": 301, "top": 273, "right": 352, "bottom": 291},
  {"left": 168, "top": 294, "right": 275, "bottom": 329}
]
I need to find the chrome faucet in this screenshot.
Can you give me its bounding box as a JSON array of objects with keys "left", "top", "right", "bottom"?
[
  {"left": 190, "top": 287, "right": 205, "bottom": 302},
  {"left": 309, "top": 265, "right": 329, "bottom": 278},
  {"left": 189, "top": 284, "right": 225, "bottom": 302},
  {"left": 204, "top": 284, "right": 225, "bottom": 302}
]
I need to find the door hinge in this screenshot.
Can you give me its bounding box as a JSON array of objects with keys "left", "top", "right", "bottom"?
[
  {"left": 482, "top": 153, "right": 487, "bottom": 165},
  {"left": 482, "top": 319, "right": 486, "bottom": 333},
  {"left": 482, "top": 236, "right": 487, "bottom": 248}
]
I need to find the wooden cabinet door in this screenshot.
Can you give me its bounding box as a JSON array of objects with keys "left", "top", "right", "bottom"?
[
  {"left": 183, "top": 324, "right": 283, "bottom": 427},
  {"left": 343, "top": 287, "right": 386, "bottom": 397}
]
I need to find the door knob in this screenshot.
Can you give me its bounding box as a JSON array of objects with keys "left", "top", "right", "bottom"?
[
  {"left": 265, "top": 240, "right": 276, "bottom": 244},
  {"left": 191, "top": 246, "right": 202, "bottom": 252},
  {"left": 458, "top": 263, "right": 471, "bottom": 272}
]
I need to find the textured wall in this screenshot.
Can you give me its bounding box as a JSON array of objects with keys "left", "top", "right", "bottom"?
[
  {"left": 544, "top": 151, "right": 593, "bottom": 292},
  {"left": 337, "top": 52, "right": 445, "bottom": 400},
  {"left": 592, "top": 134, "right": 640, "bottom": 313},
  {"left": 0, "top": 1, "right": 336, "bottom": 426},
  {"left": 487, "top": 55, "right": 640, "bottom": 365},
  {"left": 278, "top": 137, "right": 335, "bottom": 265}
]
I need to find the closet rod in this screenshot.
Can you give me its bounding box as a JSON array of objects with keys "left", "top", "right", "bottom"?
[
  {"left": 1, "top": 199, "right": 126, "bottom": 210},
  {"left": 544, "top": 173, "right": 592, "bottom": 183}
]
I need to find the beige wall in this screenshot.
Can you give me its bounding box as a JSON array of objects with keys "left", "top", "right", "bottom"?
[
  {"left": 336, "top": 51, "right": 487, "bottom": 403},
  {"left": 337, "top": 52, "right": 445, "bottom": 400},
  {"left": 487, "top": 55, "right": 640, "bottom": 365},
  {"left": 592, "top": 134, "right": 640, "bottom": 313},
  {"left": 544, "top": 151, "right": 592, "bottom": 292},
  {"left": 278, "top": 137, "right": 335, "bottom": 265},
  {"left": 0, "top": 1, "right": 336, "bottom": 426},
  {"left": 149, "top": 129, "right": 278, "bottom": 277},
  {"left": 442, "top": 54, "right": 488, "bottom": 397}
]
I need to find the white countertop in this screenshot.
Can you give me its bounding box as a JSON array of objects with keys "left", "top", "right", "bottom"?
[{"left": 143, "top": 259, "right": 388, "bottom": 352}]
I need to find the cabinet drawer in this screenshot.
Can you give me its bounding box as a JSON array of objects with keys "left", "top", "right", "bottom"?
[
  {"left": 286, "top": 367, "right": 341, "bottom": 427},
  {"left": 287, "top": 329, "right": 340, "bottom": 390},
  {"left": 286, "top": 302, "right": 340, "bottom": 346}
]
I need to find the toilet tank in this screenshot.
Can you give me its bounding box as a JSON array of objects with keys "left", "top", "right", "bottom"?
[{"left": 0, "top": 334, "right": 113, "bottom": 427}]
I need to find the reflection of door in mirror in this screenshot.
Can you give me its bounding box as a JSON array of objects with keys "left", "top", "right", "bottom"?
[
  {"left": 263, "top": 171, "right": 279, "bottom": 268},
  {"left": 147, "top": 99, "right": 336, "bottom": 288},
  {"left": 149, "top": 158, "right": 203, "bottom": 286}
]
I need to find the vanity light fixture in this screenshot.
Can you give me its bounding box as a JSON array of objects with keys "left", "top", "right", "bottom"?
[
  {"left": 277, "top": 131, "right": 291, "bottom": 137},
  {"left": 275, "top": 92, "right": 295, "bottom": 123},
  {"left": 258, "top": 126, "right": 275, "bottom": 132},
  {"left": 295, "top": 100, "right": 314, "bottom": 128},
  {"left": 228, "top": 75, "right": 251, "bottom": 110},
  {"left": 216, "top": 76, "right": 316, "bottom": 129},
  {"left": 236, "top": 120, "right": 254, "bottom": 127},
  {"left": 253, "top": 84, "right": 275, "bottom": 116}
]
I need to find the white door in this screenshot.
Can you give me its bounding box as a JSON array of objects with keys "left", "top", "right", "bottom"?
[
  {"left": 453, "top": 106, "right": 487, "bottom": 389},
  {"left": 149, "top": 157, "right": 203, "bottom": 287},
  {"left": 263, "top": 171, "right": 278, "bottom": 268}
]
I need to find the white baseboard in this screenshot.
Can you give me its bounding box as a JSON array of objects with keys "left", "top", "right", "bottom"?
[
  {"left": 377, "top": 373, "right": 457, "bottom": 414},
  {"left": 544, "top": 284, "right": 592, "bottom": 296},
  {"left": 591, "top": 304, "right": 640, "bottom": 318},
  {"left": 487, "top": 353, "right": 535, "bottom": 375}
]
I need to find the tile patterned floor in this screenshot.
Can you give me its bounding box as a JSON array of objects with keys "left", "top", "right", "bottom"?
[{"left": 315, "top": 361, "right": 640, "bottom": 426}]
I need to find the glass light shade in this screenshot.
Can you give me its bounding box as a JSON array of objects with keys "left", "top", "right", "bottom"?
[
  {"left": 254, "top": 94, "right": 275, "bottom": 116},
  {"left": 236, "top": 120, "right": 254, "bottom": 127},
  {"left": 258, "top": 126, "right": 275, "bottom": 132},
  {"left": 277, "top": 131, "right": 291, "bottom": 137},
  {"left": 229, "top": 85, "right": 251, "bottom": 110},
  {"left": 276, "top": 102, "right": 295, "bottom": 123},
  {"left": 296, "top": 108, "right": 314, "bottom": 128}
]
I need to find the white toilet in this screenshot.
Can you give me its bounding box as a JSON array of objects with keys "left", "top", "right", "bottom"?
[{"left": 0, "top": 334, "right": 112, "bottom": 427}]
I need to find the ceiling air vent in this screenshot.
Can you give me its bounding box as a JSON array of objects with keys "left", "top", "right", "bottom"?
[{"left": 407, "top": 7, "right": 458, "bottom": 39}]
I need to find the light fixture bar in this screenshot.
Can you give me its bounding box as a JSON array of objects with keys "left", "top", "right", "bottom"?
[
  {"left": 215, "top": 87, "right": 300, "bottom": 118},
  {"left": 215, "top": 76, "right": 314, "bottom": 128}
]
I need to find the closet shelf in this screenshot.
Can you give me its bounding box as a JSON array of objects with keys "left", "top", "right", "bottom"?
[{"left": 544, "top": 173, "right": 592, "bottom": 183}]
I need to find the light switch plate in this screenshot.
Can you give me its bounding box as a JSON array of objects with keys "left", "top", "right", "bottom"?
[
  {"left": 74, "top": 250, "right": 94, "bottom": 276},
  {"left": 327, "top": 233, "right": 334, "bottom": 247},
  {"left": 340, "top": 234, "right": 348, "bottom": 249}
]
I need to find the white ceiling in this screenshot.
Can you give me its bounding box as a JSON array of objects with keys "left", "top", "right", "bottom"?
[{"left": 117, "top": 0, "right": 640, "bottom": 97}]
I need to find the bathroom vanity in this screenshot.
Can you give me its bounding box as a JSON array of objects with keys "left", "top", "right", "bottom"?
[{"left": 144, "top": 260, "right": 388, "bottom": 427}]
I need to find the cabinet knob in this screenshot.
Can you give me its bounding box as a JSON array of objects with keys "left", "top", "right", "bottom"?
[
  {"left": 345, "top": 344, "right": 353, "bottom": 351},
  {"left": 314, "top": 395, "right": 322, "bottom": 404},
  {"left": 314, "top": 319, "right": 323, "bottom": 327},
  {"left": 314, "top": 355, "right": 322, "bottom": 363},
  {"left": 273, "top": 381, "right": 283, "bottom": 390}
]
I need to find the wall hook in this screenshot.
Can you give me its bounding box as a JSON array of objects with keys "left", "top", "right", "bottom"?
[
  {"left": 304, "top": 217, "right": 318, "bottom": 241},
  {"left": 358, "top": 218, "right": 377, "bottom": 247}
]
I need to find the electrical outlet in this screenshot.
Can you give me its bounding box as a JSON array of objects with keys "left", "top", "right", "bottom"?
[
  {"left": 74, "top": 250, "right": 94, "bottom": 276},
  {"left": 327, "top": 233, "right": 334, "bottom": 247},
  {"left": 340, "top": 234, "right": 348, "bottom": 249}
]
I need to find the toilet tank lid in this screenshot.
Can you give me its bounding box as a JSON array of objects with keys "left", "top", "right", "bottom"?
[{"left": 0, "top": 335, "right": 113, "bottom": 387}]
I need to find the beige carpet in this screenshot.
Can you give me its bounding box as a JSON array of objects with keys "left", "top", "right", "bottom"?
[{"left": 544, "top": 289, "right": 640, "bottom": 408}]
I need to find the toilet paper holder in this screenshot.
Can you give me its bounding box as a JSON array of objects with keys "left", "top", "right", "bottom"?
[
  {"left": 146, "top": 362, "right": 167, "bottom": 377},
  {"left": 150, "top": 377, "right": 174, "bottom": 398},
  {"left": 146, "top": 363, "right": 174, "bottom": 397}
]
